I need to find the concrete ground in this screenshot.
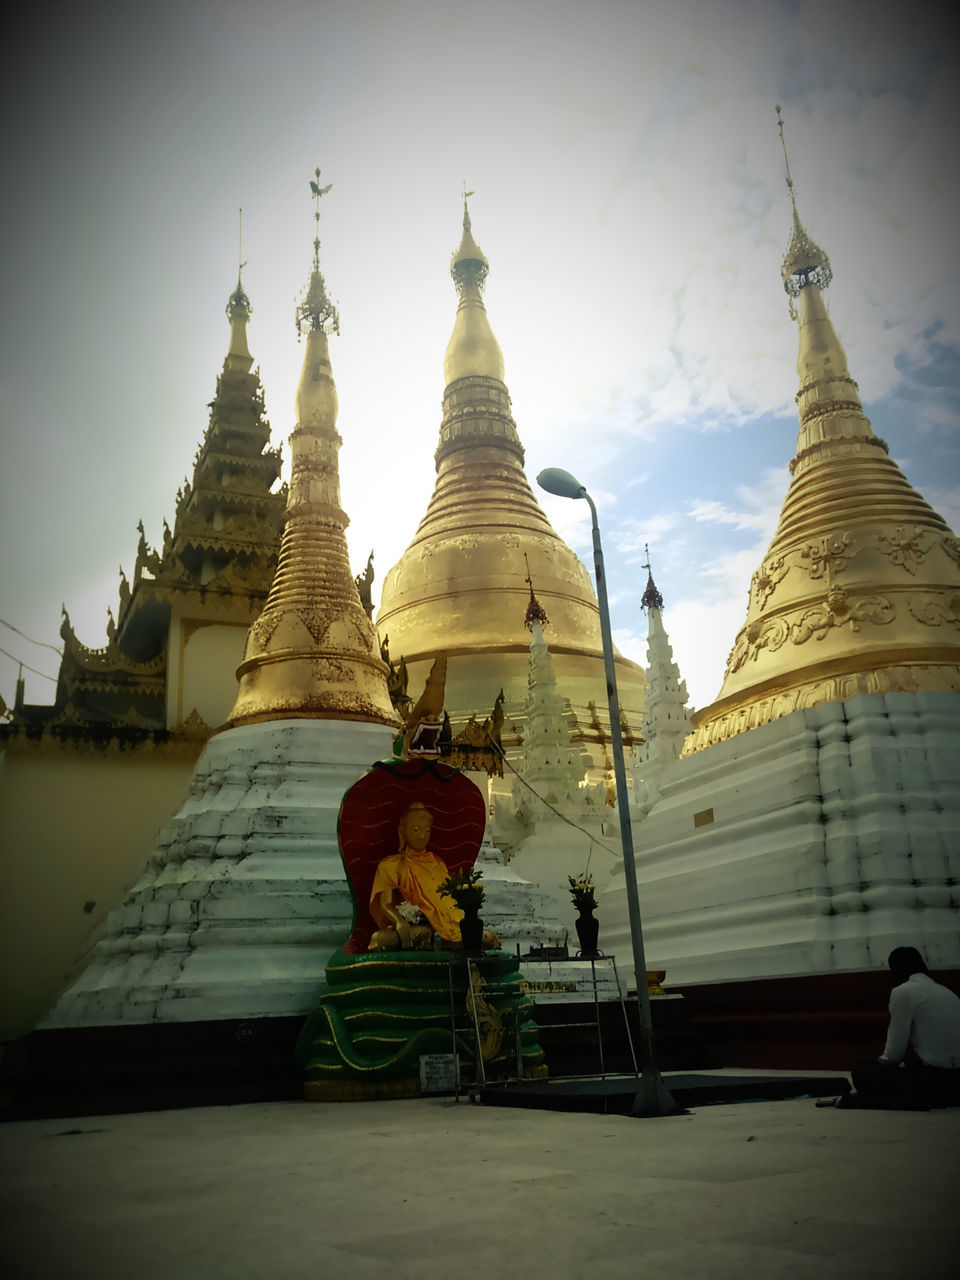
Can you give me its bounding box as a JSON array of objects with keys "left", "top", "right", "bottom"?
[{"left": 1, "top": 1092, "right": 957, "bottom": 1280}]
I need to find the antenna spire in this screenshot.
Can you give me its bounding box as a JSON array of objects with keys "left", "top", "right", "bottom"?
[
  {"left": 297, "top": 166, "right": 339, "bottom": 336},
  {"left": 775, "top": 105, "right": 833, "bottom": 306},
  {"left": 641, "top": 544, "right": 664, "bottom": 611},
  {"left": 237, "top": 207, "right": 246, "bottom": 288},
  {"left": 523, "top": 552, "right": 549, "bottom": 631}
]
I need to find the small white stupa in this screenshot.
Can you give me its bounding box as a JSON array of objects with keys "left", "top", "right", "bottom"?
[
  {"left": 506, "top": 578, "right": 621, "bottom": 927},
  {"left": 630, "top": 556, "right": 692, "bottom": 819}
]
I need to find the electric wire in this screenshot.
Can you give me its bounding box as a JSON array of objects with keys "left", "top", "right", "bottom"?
[
  {"left": 0, "top": 646, "right": 57, "bottom": 681},
  {"left": 485, "top": 732, "right": 620, "bottom": 876},
  {"left": 0, "top": 617, "right": 63, "bottom": 654}
]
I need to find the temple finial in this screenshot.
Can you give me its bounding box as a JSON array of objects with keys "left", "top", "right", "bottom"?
[
  {"left": 236, "top": 206, "right": 247, "bottom": 289},
  {"left": 523, "top": 553, "right": 549, "bottom": 631},
  {"left": 227, "top": 207, "right": 251, "bottom": 322},
  {"left": 451, "top": 181, "right": 489, "bottom": 296},
  {"left": 640, "top": 544, "right": 664, "bottom": 611},
  {"left": 776, "top": 105, "right": 832, "bottom": 307},
  {"left": 296, "top": 167, "right": 339, "bottom": 337}
]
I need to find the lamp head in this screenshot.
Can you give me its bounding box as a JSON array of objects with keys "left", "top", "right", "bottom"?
[{"left": 536, "top": 468, "right": 587, "bottom": 501}]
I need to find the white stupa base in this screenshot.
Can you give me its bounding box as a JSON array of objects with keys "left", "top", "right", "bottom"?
[
  {"left": 475, "top": 836, "right": 565, "bottom": 957},
  {"left": 600, "top": 691, "right": 960, "bottom": 990},
  {"left": 43, "top": 719, "right": 395, "bottom": 1028},
  {"left": 508, "top": 815, "right": 622, "bottom": 932}
]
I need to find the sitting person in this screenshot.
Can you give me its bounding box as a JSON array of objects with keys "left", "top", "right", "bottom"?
[
  {"left": 847, "top": 946, "right": 960, "bottom": 1109},
  {"left": 369, "top": 802, "right": 464, "bottom": 951}
]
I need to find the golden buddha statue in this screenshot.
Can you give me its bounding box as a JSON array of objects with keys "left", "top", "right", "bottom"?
[{"left": 369, "top": 802, "right": 463, "bottom": 950}]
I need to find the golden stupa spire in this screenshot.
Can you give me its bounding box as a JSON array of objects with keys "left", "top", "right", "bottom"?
[
  {"left": 685, "top": 110, "right": 960, "bottom": 753},
  {"left": 224, "top": 208, "right": 253, "bottom": 373},
  {"left": 377, "top": 194, "right": 646, "bottom": 738},
  {"left": 443, "top": 182, "right": 506, "bottom": 385},
  {"left": 223, "top": 171, "right": 398, "bottom": 730}
]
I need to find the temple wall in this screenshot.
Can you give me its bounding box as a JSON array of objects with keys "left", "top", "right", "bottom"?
[
  {"left": 166, "top": 614, "right": 249, "bottom": 730},
  {"left": 600, "top": 690, "right": 960, "bottom": 988},
  {"left": 0, "top": 741, "right": 200, "bottom": 1040}
]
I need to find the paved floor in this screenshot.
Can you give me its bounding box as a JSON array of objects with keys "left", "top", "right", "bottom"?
[{"left": 1, "top": 1092, "right": 957, "bottom": 1279}]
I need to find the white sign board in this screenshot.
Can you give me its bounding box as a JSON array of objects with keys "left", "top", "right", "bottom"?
[{"left": 419, "top": 1053, "right": 460, "bottom": 1094}]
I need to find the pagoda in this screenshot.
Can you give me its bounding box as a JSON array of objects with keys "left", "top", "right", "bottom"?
[
  {"left": 630, "top": 560, "right": 691, "bottom": 818},
  {"left": 600, "top": 111, "right": 960, "bottom": 1050},
  {"left": 505, "top": 581, "right": 621, "bottom": 924},
  {"left": 376, "top": 196, "right": 645, "bottom": 773},
  {"left": 42, "top": 174, "right": 399, "bottom": 1030}
]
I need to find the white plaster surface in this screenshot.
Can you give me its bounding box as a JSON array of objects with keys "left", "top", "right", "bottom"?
[
  {"left": 602, "top": 691, "right": 960, "bottom": 988},
  {"left": 509, "top": 819, "right": 622, "bottom": 930},
  {"left": 3, "top": 1096, "right": 957, "bottom": 1280},
  {"left": 44, "top": 720, "right": 395, "bottom": 1027},
  {"left": 474, "top": 836, "right": 566, "bottom": 957}
]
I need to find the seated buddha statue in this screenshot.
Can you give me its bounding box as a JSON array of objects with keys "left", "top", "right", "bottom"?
[{"left": 368, "top": 802, "right": 463, "bottom": 951}]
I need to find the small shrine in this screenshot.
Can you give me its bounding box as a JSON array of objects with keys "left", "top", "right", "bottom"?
[{"left": 295, "top": 756, "right": 548, "bottom": 1099}]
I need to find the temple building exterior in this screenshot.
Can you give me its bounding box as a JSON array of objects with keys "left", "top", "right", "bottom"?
[
  {"left": 14, "top": 277, "right": 286, "bottom": 738},
  {"left": 377, "top": 201, "right": 645, "bottom": 777},
  {"left": 601, "top": 130, "right": 960, "bottom": 1009}
]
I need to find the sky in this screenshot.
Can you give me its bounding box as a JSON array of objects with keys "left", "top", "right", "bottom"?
[{"left": 2, "top": 0, "right": 958, "bottom": 717}]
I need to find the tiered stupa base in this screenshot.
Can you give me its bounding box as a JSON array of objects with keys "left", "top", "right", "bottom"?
[
  {"left": 43, "top": 719, "right": 395, "bottom": 1028},
  {"left": 602, "top": 691, "right": 960, "bottom": 988},
  {"left": 598, "top": 691, "right": 960, "bottom": 1065}
]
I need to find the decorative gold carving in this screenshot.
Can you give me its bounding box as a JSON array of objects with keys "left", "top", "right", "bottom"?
[
  {"left": 876, "top": 526, "right": 930, "bottom": 575},
  {"left": 174, "top": 708, "right": 214, "bottom": 738},
  {"left": 354, "top": 551, "right": 375, "bottom": 620},
  {"left": 726, "top": 591, "right": 896, "bottom": 676},
  {"left": 750, "top": 555, "right": 789, "bottom": 609},
  {"left": 684, "top": 663, "right": 960, "bottom": 755},
  {"left": 793, "top": 591, "right": 895, "bottom": 643},
  {"left": 908, "top": 593, "right": 960, "bottom": 630},
  {"left": 727, "top": 616, "right": 790, "bottom": 675},
  {"left": 800, "top": 533, "right": 858, "bottom": 580},
  {"left": 798, "top": 397, "right": 864, "bottom": 424},
  {"left": 467, "top": 962, "right": 503, "bottom": 1062}
]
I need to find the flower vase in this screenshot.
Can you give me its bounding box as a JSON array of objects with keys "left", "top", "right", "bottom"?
[
  {"left": 575, "top": 908, "right": 599, "bottom": 958},
  {"left": 459, "top": 905, "right": 484, "bottom": 956}
]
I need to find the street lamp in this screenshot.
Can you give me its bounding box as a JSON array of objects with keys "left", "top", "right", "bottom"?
[{"left": 537, "top": 467, "right": 677, "bottom": 1117}]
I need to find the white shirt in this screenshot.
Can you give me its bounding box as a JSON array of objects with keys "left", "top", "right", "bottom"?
[{"left": 879, "top": 973, "right": 960, "bottom": 1068}]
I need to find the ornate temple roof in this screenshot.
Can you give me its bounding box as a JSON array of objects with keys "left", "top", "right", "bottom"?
[
  {"left": 223, "top": 172, "right": 397, "bottom": 729},
  {"left": 8, "top": 263, "right": 286, "bottom": 742},
  {"left": 685, "top": 115, "right": 960, "bottom": 753}
]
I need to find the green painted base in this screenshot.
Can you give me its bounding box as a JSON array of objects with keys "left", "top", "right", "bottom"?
[{"left": 295, "top": 950, "right": 547, "bottom": 1094}]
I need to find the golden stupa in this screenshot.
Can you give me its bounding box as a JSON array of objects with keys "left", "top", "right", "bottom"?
[
  {"left": 224, "top": 176, "right": 398, "bottom": 730},
  {"left": 376, "top": 198, "right": 645, "bottom": 754},
  {"left": 686, "top": 112, "right": 960, "bottom": 753}
]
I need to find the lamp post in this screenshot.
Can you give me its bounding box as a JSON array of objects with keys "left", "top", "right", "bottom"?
[{"left": 537, "top": 467, "right": 677, "bottom": 1117}]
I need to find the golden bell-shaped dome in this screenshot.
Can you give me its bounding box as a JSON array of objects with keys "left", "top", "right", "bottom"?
[
  {"left": 377, "top": 202, "right": 645, "bottom": 747},
  {"left": 223, "top": 200, "right": 398, "bottom": 731},
  {"left": 686, "top": 276, "right": 960, "bottom": 753}
]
